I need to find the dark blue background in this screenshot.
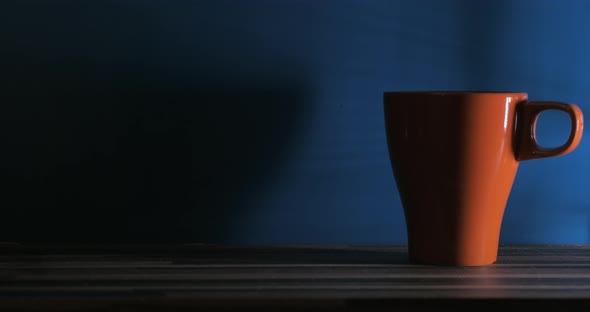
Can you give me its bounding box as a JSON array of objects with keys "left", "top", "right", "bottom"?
[{"left": 1, "top": 0, "right": 589, "bottom": 243}]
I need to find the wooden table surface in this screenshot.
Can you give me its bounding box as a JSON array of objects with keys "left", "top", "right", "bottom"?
[{"left": 1, "top": 244, "right": 590, "bottom": 311}]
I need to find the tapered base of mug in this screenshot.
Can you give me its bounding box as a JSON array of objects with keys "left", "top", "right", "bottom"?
[
  {"left": 408, "top": 255, "right": 497, "bottom": 266},
  {"left": 406, "top": 236, "right": 501, "bottom": 266}
]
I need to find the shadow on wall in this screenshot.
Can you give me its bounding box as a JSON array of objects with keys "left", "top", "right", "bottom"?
[{"left": 0, "top": 1, "right": 311, "bottom": 242}]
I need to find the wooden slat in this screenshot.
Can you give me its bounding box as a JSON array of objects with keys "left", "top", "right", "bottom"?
[{"left": 1, "top": 244, "right": 590, "bottom": 310}]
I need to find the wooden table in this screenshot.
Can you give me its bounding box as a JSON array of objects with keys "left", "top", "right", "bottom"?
[{"left": 1, "top": 244, "right": 590, "bottom": 311}]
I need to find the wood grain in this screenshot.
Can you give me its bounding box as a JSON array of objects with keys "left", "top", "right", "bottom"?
[{"left": 1, "top": 244, "right": 590, "bottom": 310}]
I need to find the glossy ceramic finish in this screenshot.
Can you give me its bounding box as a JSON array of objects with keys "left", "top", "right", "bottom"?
[{"left": 384, "top": 92, "right": 583, "bottom": 266}]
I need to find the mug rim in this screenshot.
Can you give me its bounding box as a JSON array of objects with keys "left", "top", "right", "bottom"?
[{"left": 384, "top": 90, "right": 527, "bottom": 95}]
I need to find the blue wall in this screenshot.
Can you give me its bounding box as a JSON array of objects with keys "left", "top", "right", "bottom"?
[{"left": 1, "top": 0, "right": 589, "bottom": 243}]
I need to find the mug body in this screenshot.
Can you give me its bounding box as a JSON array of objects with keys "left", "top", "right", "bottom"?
[{"left": 384, "top": 91, "right": 528, "bottom": 266}]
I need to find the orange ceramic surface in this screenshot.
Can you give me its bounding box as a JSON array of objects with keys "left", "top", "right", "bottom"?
[{"left": 384, "top": 92, "right": 583, "bottom": 266}]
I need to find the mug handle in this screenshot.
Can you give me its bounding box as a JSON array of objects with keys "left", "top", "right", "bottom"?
[{"left": 516, "top": 101, "right": 584, "bottom": 161}]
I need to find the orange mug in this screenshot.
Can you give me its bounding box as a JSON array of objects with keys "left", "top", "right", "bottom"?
[{"left": 384, "top": 91, "right": 584, "bottom": 266}]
